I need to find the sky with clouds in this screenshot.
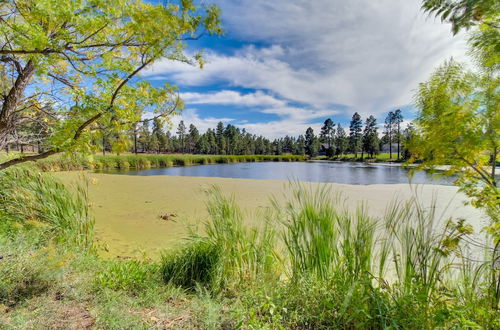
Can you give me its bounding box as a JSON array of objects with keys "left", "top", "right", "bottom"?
[{"left": 144, "top": 0, "right": 468, "bottom": 138}]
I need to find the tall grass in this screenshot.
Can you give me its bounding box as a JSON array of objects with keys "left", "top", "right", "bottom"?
[
  {"left": 35, "top": 153, "right": 305, "bottom": 172},
  {"left": 0, "top": 169, "right": 95, "bottom": 250},
  {"left": 1, "top": 168, "right": 497, "bottom": 327},
  {"left": 161, "top": 186, "right": 278, "bottom": 293},
  {"left": 160, "top": 183, "right": 499, "bottom": 328}
]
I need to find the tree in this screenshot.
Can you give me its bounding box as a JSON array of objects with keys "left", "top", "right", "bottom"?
[
  {"left": 421, "top": 0, "right": 499, "bottom": 34},
  {"left": 305, "top": 127, "right": 318, "bottom": 157},
  {"left": 349, "top": 112, "right": 363, "bottom": 157},
  {"left": 149, "top": 134, "right": 160, "bottom": 154},
  {"left": 152, "top": 118, "right": 166, "bottom": 153},
  {"left": 393, "top": 109, "right": 403, "bottom": 159},
  {"left": 410, "top": 59, "right": 499, "bottom": 228},
  {"left": 176, "top": 121, "right": 186, "bottom": 153},
  {"left": 205, "top": 129, "right": 217, "bottom": 154},
  {"left": 384, "top": 111, "right": 395, "bottom": 158},
  {"left": 295, "top": 135, "right": 306, "bottom": 155},
  {"left": 215, "top": 122, "right": 225, "bottom": 154},
  {"left": 335, "top": 124, "right": 348, "bottom": 156},
  {"left": 362, "top": 116, "right": 379, "bottom": 158},
  {"left": 0, "top": 0, "right": 221, "bottom": 170},
  {"left": 401, "top": 123, "right": 415, "bottom": 161},
  {"left": 187, "top": 124, "right": 200, "bottom": 153},
  {"left": 320, "top": 118, "right": 335, "bottom": 156},
  {"left": 138, "top": 122, "right": 150, "bottom": 153}
]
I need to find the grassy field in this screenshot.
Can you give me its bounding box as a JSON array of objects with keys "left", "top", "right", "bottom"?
[{"left": 0, "top": 169, "right": 498, "bottom": 328}]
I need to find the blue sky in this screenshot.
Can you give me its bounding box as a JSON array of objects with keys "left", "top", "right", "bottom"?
[{"left": 143, "top": 0, "right": 468, "bottom": 138}]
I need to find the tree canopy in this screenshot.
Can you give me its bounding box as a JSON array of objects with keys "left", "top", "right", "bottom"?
[{"left": 0, "top": 0, "right": 221, "bottom": 170}]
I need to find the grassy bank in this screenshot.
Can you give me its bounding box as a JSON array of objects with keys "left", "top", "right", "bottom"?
[
  {"left": 34, "top": 153, "right": 305, "bottom": 172},
  {"left": 1, "top": 170, "right": 498, "bottom": 328},
  {"left": 312, "top": 153, "right": 406, "bottom": 163}
]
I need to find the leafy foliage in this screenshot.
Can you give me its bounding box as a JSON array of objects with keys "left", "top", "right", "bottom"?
[
  {"left": 0, "top": 0, "right": 222, "bottom": 170},
  {"left": 410, "top": 59, "right": 499, "bottom": 230}
]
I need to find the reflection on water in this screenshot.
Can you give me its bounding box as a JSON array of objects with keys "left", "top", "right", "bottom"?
[{"left": 102, "top": 161, "right": 456, "bottom": 186}]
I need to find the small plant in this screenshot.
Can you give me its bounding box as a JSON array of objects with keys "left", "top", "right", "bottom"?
[{"left": 94, "top": 260, "right": 159, "bottom": 293}]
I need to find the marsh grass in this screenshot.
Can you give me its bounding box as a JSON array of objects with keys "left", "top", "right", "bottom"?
[
  {"left": 161, "top": 186, "right": 278, "bottom": 293},
  {"left": 0, "top": 169, "right": 95, "bottom": 249},
  {"left": 34, "top": 153, "right": 305, "bottom": 172}
]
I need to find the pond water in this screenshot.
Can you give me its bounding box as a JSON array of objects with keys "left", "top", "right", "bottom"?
[{"left": 104, "top": 161, "right": 455, "bottom": 185}]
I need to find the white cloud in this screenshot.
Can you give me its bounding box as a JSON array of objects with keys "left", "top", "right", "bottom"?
[
  {"left": 180, "top": 90, "right": 286, "bottom": 107},
  {"left": 146, "top": 0, "right": 468, "bottom": 117},
  {"left": 142, "top": 0, "right": 470, "bottom": 138},
  {"left": 167, "top": 108, "right": 234, "bottom": 134}
]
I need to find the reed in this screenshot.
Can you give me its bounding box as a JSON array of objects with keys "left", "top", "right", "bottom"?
[
  {"left": 0, "top": 169, "right": 95, "bottom": 250},
  {"left": 34, "top": 154, "right": 306, "bottom": 172}
]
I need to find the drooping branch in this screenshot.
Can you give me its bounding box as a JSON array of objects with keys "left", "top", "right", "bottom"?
[
  {"left": 72, "top": 57, "right": 154, "bottom": 141},
  {"left": 0, "top": 57, "right": 155, "bottom": 171},
  {"left": 0, "top": 149, "right": 58, "bottom": 170}
]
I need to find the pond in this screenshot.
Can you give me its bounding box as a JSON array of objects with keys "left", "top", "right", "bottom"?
[{"left": 103, "top": 161, "right": 455, "bottom": 185}]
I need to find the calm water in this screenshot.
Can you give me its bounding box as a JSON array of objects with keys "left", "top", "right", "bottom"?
[{"left": 104, "top": 161, "right": 455, "bottom": 185}]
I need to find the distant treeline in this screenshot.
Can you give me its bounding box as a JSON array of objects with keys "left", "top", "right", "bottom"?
[
  {"left": 6, "top": 110, "right": 412, "bottom": 160},
  {"left": 114, "top": 110, "right": 411, "bottom": 159}
]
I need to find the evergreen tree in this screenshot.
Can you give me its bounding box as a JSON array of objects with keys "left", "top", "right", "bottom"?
[
  {"left": 138, "top": 122, "right": 150, "bottom": 153},
  {"left": 295, "top": 135, "right": 306, "bottom": 155},
  {"left": 362, "top": 115, "right": 379, "bottom": 158},
  {"left": 152, "top": 118, "right": 166, "bottom": 153},
  {"left": 320, "top": 118, "right": 335, "bottom": 156},
  {"left": 187, "top": 124, "right": 199, "bottom": 153},
  {"left": 393, "top": 109, "right": 403, "bottom": 159},
  {"left": 349, "top": 112, "right": 363, "bottom": 157},
  {"left": 335, "top": 124, "right": 348, "bottom": 156},
  {"left": 305, "top": 127, "right": 318, "bottom": 157},
  {"left": 176, "top": 120, "right": 186, "bottom": 153},
  {"left": 215, "top": 121, "right": 225, "bottom": 154},
  {"left": 384, "top": 111, "right": 395, "bottom": 158}
]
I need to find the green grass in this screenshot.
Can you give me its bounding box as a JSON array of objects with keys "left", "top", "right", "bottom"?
[
  {"left": 312, "top": 152, "right": 405, "bottom": 162},
  {"left": 0, "top": 170, "right": 498, "bottom": 328},
  {"left": 32, "top": 153, "right": 305, "bottom": 171}
]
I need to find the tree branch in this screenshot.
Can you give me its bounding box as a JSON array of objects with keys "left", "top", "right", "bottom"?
[{"left": 0, "top": 149, "right": 58, "bottom": 170}]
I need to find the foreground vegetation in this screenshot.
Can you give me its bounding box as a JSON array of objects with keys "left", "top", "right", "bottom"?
[{"left": 1, "top": 170, "right": 498, "bottom": 328}]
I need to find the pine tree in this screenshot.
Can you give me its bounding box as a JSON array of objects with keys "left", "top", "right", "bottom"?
[
  {"left": 335, "top": 124, "right": 348, "bottom": 156},
  {"left": 393, "top": 109, "right": 403, "bottom": 159},
  {"left": 305, "top": 127, "right": 318, "bottom": 157},
  {"left": 362, "top": 115, "right": 379, "bottom": 158},
  {"left": 384, "top": 111, "right": 395, "bottom": 158},
  {"left": 320, "top": 118, "right": 335, "bottom": 156},
  {"left": 176, "top": 120, "right": 186, "bottom": 153},
  {"left": 349, "top": 112, "right": 363, "bottom": 157}
]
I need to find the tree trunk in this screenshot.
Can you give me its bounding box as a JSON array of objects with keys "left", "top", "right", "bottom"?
[
  {"left": 134, "top": 130, "right": 138, "bottom": 154},
  {"left": 0, "top": 60, "right": 35, "bottom": 151},
  {"left": 397, "top": 124, "right": 401, "bottom": 159},
  {"left": 389, "top": 132, "right": 392, "bottom": 159}
]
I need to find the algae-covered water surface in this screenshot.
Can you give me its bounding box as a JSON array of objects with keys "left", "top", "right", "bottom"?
[{"left": 56, "top": 170, "right": 482, "bottom": 259}]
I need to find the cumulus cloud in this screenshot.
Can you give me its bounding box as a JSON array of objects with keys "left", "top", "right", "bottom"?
[
  {"left": 180, "top": 90, "right": 286, "bottom": 107},
  {"left": 143, "top": 0, "right": 468, "bottom": 137},
  {"left": 167, "top": 108, "right": 234, "bottom": 134}
]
